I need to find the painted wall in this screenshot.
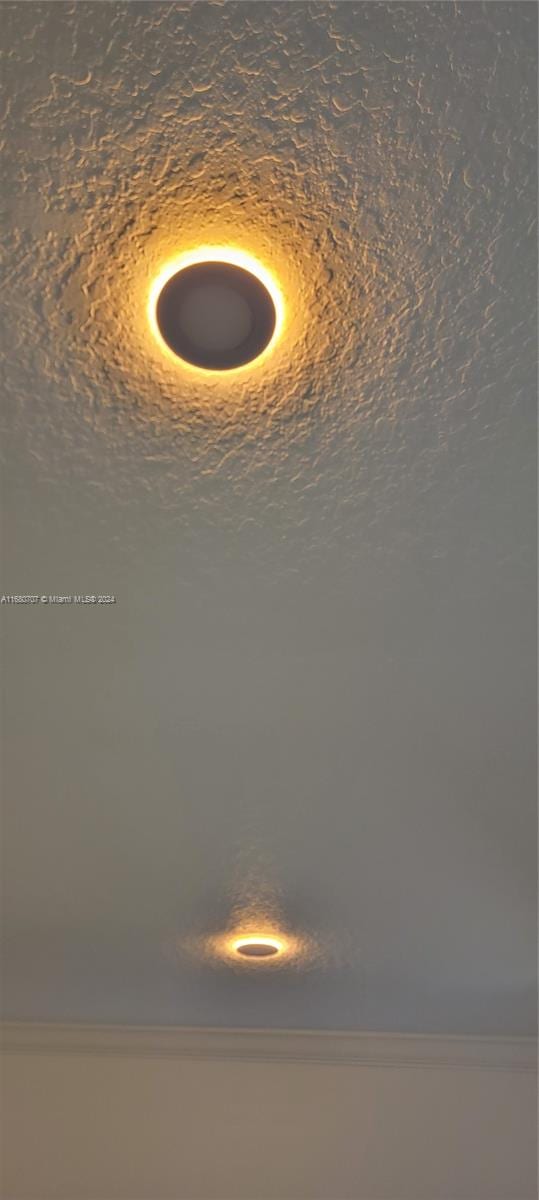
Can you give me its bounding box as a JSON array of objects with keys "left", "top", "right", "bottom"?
[{"left": 2, "top": 1029, "right": 536, "bottom": 1200}]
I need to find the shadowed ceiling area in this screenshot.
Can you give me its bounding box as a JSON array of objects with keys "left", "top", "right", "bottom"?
[{"left": 1, "top": 1, "right": 536, "bottom": 1033}]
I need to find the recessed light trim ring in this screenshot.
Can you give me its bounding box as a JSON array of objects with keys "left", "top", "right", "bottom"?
[{"left": 231, "top": 935, "right": 284, "bottom": 959}]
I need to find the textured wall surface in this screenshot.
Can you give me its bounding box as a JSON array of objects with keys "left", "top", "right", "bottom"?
[{"left": 1, "top": 2, "right": 537, "bottom": 1032}]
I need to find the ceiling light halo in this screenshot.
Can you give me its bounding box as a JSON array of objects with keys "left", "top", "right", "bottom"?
[{"left": 148, "top": 246, "right": 285, "bottom": 375}]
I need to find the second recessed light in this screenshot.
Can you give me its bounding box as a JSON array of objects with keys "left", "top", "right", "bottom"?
[{"left": 233, "top": 936, "right": 283, "bottom": 959}]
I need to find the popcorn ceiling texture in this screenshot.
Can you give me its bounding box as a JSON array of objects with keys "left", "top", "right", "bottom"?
[
  {"left": 3, "top": 1, "right": 535, "bottom": 560},
  {"left": 1, "top": 3, "right": 536, "bottom": 1032}
]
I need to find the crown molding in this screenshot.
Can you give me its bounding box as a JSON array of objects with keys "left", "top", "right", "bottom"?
[{"left": 1, "top": 1022, "right": 536, "bottom": 1072}]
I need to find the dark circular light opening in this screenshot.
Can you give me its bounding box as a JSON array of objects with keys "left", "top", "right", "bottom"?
[
  {"left": 235, "top": 941, "right": 280, "bottom": 958},
  {"left": 155, "top": 261, "right": 277, "bottom": 370}
]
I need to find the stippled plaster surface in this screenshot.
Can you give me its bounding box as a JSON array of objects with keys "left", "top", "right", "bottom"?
[{"left": 1, "top": 3, "right": 536, "bottom": 1032}]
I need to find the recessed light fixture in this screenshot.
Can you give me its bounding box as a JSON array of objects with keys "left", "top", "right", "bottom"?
[
  {"left": 148, "top": 247, "right": 284, "bottom": 373},
  {"left": 232, "top": 935, "right": 283, "bottom": 959}
]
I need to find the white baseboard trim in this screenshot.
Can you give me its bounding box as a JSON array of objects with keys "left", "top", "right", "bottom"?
[{"left": 1, "top": 1022, "right": 536, "bottom": 1072}]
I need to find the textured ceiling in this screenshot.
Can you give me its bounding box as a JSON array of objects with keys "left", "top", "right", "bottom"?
[{"left": 1, "top": 1, "right": 536, "bottom": 1033}]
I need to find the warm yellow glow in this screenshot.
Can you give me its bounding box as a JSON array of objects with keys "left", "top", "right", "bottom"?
[
  {"left": 147, "top": 246, "right": 285, "bottom": 374},
  {"left": 231, "top": 935, "right": 285, "bottom": 958},
  {"left": 170, "top": 916, "right": 324, "bottom": 971}
]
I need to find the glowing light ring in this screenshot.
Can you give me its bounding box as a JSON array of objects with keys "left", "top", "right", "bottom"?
[
  {"left": 148, "top": 246, "right": 285, "bottom": 375},
  {"left": 230, "top": 935, "right": 285, "bottom": 959}
]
